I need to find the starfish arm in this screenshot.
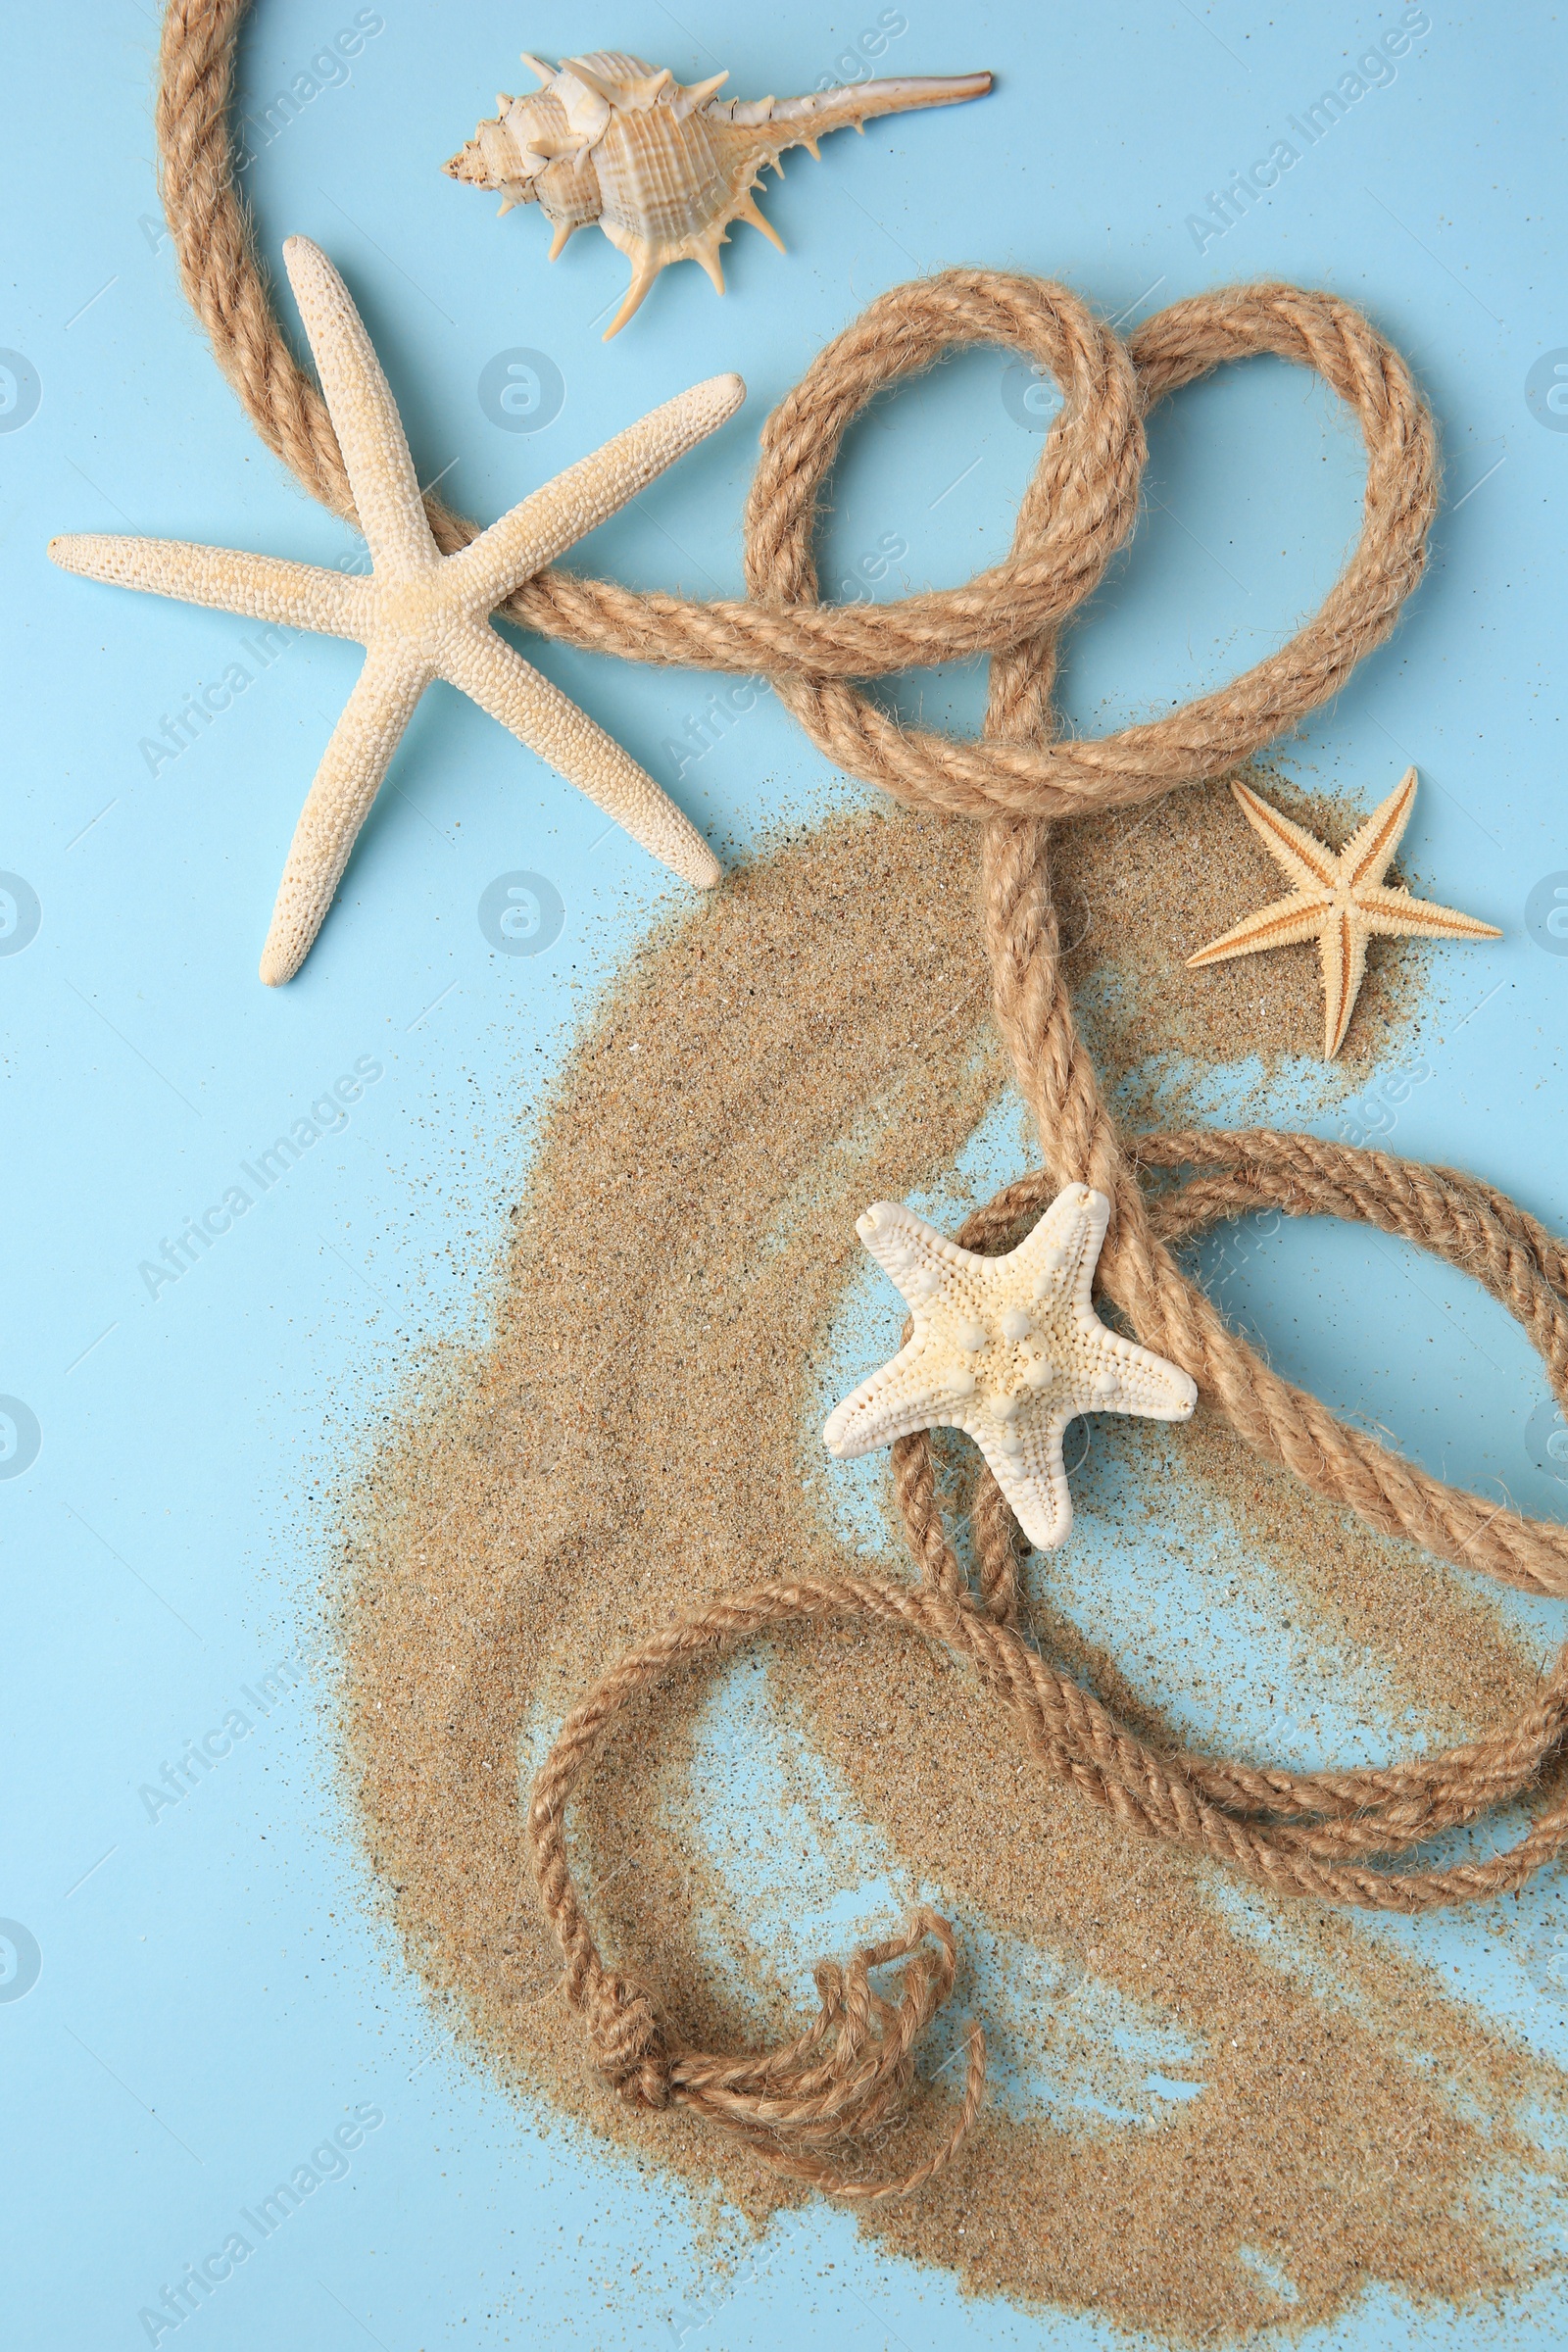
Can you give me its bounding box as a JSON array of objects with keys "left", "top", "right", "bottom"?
[
  {"left": 282, "top": 236, "right": 436, "bottom": 577},
  {"left": 1319, "top": 906, "right": 1369, "bottom": 1059},
  {"left": 1068, "top": 1311, "right": 1198, "bottom": 1421},
  {"left": 822, "top": 1340, "right": 978, "bottom": 1458},
  {"left": 854, "top": 1200, "right": 986, "bottom": 1309},
  {"left": 441, "top": 622, "right": 721, "bottom": 888},
  {"left": 1353, "top": 884, "right": 1502, "bottom": 943},
  {"left": 1187, "top": 893, "right": 1331, "bottom": 968},
  {"left": 1008, "top": 1182, "right": 1105, "bottom": 1309},
  {"left": 973, "top": 1409, "right": 1074, "bottom": 1552},
  {"left": 1343, "top": 765, "right": 1418, "bottom": 889},
  {"left": 48, "top": 533, "right": 368, "bottom": 638},
  {"left": 259, "top": 638, "right": 431, "bottom": 985},
  {"left": 1230, "top": 779, "right": 1341, "bottom": 892},
  {"left": 445, "top": 373, "right": 746, "bottom": 615}
]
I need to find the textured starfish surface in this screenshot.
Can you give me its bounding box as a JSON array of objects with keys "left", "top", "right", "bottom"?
[
  {"left": 50, "top": 236, "right": 736, "bottom": 983},
  {"left": 823, "top": 1184, "right": 1198, "bottom": 1552},
  {"left": 1188, "top": 768, "right": 1500, "bottom": 1059}
]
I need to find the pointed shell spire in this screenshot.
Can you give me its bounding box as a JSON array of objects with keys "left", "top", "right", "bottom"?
[
  {"left": 674, "top": 71, "right": 730, "bottom": 119},
  {"left": 444, "top": 56, "right": 993, "bottom": 336},
  {"left": 568, "top": 58, "right": 675, "bottom": 110}
]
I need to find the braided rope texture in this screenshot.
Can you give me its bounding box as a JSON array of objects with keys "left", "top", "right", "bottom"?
[{"left": 158, "top": 0, "right": 1564, "bottom": 2199}]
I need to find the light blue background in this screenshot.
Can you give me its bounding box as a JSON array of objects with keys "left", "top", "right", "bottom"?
[{"left": 5, "top": 3, "right": 1568, "bottom": 2345}]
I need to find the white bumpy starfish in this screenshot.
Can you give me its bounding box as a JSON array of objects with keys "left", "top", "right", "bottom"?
[
  {"left": 50, "top": 235, "right": 738, "bottom": 983},
  {"left": 824, "top": 1183, "right": 1198, "bottom": 1551},
  {"left": 1188, "top": 769, "right": 1500, "bottom": 1059}
]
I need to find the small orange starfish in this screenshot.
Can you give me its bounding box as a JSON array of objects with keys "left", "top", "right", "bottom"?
[{"left": 1187, "top": 768, "right": 1500, "bottom": 1059}]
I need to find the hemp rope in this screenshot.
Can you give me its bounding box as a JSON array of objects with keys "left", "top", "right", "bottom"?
[{"left": 158, "top": 0, "right": 1568, "bottom": 2199}]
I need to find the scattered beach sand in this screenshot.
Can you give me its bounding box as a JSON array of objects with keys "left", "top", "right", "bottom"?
[{"left": 336, "top": 787, "right": 1565, "bottom": 2341}]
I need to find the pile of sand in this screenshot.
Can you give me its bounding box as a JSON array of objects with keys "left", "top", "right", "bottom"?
[{"left": 336, "top": 786, "right": 1565, "bottom": 2339}]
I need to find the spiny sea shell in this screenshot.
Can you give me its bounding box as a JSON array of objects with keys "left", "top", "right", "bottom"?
[{"left": 445, "top": 51, "right": 992, "bottom": 336}]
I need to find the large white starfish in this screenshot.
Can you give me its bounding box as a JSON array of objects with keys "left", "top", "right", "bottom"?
[
  {"left": 1188, "top": 769, "right": 1500, "bottom": 1059},
  {"left": 50, "top": 236, "right": 738, "bottom": 983},
  {"left": 823, "top": 1184, "right": 1197, "bottom": 1551}
]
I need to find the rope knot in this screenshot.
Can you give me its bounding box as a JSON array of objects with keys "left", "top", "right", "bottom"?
[
  {"left": 585, "top": 1971, "right": 671, "bottom": 2109},
  {"left": 664, "top": 1906, "right": 986, "bottom": 2198}
]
